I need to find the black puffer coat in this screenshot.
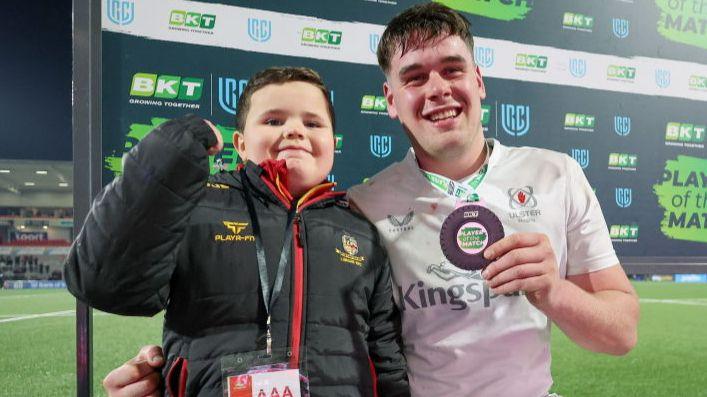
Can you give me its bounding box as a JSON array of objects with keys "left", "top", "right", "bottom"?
[{"left": 65, "top": 115, "right": 409, "bottom": 396}]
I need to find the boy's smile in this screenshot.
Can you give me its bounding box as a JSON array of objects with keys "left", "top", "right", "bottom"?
[{"left": 234, "top": 81, "right": 335, "bottom": 197}]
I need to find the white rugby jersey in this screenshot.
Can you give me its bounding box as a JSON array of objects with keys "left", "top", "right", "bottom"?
[{"left": 348, "top": 139, "right": 618, "bottom": 397}]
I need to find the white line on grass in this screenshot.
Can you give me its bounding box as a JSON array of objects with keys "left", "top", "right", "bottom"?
[
  {"left": 0, "top": 292, "right": 67, "bottom": 300},
  {"left": 0, "top": 310, "right": 75, "bottom": 323},
  {"left": 0, "top": 314, "right": 45, "bottom": 317},
  {"left": 0, "top": 310, "right": 111, "bottom": 323},
  {"left": 640, "top": 298, "right": 707, "bottom": 306}
]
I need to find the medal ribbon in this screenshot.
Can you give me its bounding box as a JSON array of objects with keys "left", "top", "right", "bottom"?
[
  {"left": 421, "top": 141, "right": 491, "bottom": 203},
  {"left": 422, "top": 163, "right": 487, "bottom": 203}
]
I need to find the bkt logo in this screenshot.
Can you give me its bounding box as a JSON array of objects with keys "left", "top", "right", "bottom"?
[
  {"left": 612, "top": 18, "right": 630, "bottom": 38},
  {"left": 689, "top": 75, "right": 707, "bottom": 90},
  {"left": 570, "top": 148, "right": 590, "bottom": 169},
  {"left": 608, "top": 153, "right": 638, "bottom": 168},
  {"left": 130, "top": 73, "right": 203, "bottom": 100},
  {"left": 614, "top": 116, "right": 631, "bottom": 136},
  {"left": 610, "top": 224, "right": 639, "bottom": 239},
  {"left": 481, "top": 105, "right": 490, "bottom": 127},
  {"left": 370, "top": 135, "right": 392, "bottom": 158},
  {"left": 369, "top": 33, "right": 380, "bottom": 54},
  {"left": 665, "top": 122, "right": 706, "bottom": 144},
  {"left": 361, "top": 95, "right": 387, "bottom": 112},
  {"left": 218, "top": 77, "right": 248, "bottom": 115},
  {"left": 615, "top": 187, "right": 632, "bottom": 208},
  {"left": 655, "top": 69, "right": 671, "bottom": 88},
  {"left": 247, "top": 18, "right": 271, "bottom": 42},
  {"left": 564, "top": 113, "right": 595, "bottom": 131},
  {"left": 169, "top": 10, "right": 216, "bottom": 29},
  {"left": 335, "top": 134, "right": 343, "bottom": 153},
  {"left": 515, "top": 54, "right": 548, "bottom": 70},
  {"left": 474, "top": 47, "right": 495, "bottom": 68},
  {"left": 562, "top": 12, "right": 594, "bottom": 31},
  {"left": 607, "top": 65, "right": 636, "bottom": 81},
  {"left": 501, "top": 104, "right": 531, "bottom": 137},
  {"left": 569, "top": 58, "right": 587, "bottom": 78},
  {"left": 302, "top": 28, "right": 342, "bottom": 45},
  {"left": 107, "top": 0, "right": 134, "bottom": 26}
]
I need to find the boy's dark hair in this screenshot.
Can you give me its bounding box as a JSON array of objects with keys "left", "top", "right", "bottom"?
[
  {"left": 377, "top": 3, "right": 474, "bottom": 74},
  {"left": 236, "top": 66, "right": 335, "bottom": 132}
]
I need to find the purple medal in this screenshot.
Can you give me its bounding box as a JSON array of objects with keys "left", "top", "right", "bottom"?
[{"left": 439, "top": 203, "right": 504, "bottom": 271}]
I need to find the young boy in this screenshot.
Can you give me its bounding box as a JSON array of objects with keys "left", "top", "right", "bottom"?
[{"left": 65, "top": 67, "right": 409, "bottom": 397}]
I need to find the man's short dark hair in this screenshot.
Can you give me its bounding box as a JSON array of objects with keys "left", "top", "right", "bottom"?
[
  {"left": 236, "top": 66, "right": 335, "bottom": 132},
  {"left": 377, "top": 3, "right": 475, "bottom": 74}
]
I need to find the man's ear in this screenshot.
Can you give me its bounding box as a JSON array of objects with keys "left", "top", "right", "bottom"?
[
  {"left": 475, "top": 65, "right": 486, "bottom": 101},
  {"left": 232, "top": 131, "right": 247, "bottom": 163},
  {"left": 383, "top": 81, "right": 398, "bottom": 120}
]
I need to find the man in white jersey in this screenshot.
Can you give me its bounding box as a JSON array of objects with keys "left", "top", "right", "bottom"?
[
  {"left": 104, "top": 3, "right": 638, "bottom": 397},
  {"left": 346, "top": 3, "right": 639, "bottom": 396}
]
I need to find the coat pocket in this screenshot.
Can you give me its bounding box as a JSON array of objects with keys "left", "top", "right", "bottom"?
[{"left": 166, "top": 356, "right": 188, "bottom": 397}]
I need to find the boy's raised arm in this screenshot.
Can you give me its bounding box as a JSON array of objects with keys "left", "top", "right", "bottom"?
[{"left": 64, "top": 114, "right": 218, "bottom": 315}]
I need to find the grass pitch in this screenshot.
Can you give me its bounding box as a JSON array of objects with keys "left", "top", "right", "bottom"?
[{"left": 1, "top": 282, "right": 706, "bottom": 396}]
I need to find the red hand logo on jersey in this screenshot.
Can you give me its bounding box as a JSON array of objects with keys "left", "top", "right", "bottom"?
[{"left": 517, "top": 191, "right": 526, "bottom": 204}]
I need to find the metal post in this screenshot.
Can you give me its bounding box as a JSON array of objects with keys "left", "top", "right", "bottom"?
[{"left": 72, "top": 0, "right": 102, "bottom": 395}]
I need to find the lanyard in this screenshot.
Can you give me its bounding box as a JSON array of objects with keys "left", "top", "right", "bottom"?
[
  {"left": 421, "top": 141, "right": 491, "bottom": 203},
  {"left": 241, "top": 168, "right": 295, "bottom": 356},
  {"left": 422, "top": 164, "right": 487, "bottom": 203}
]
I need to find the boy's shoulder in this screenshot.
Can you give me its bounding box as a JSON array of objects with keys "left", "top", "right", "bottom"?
[{"left": 204, "top": 170, "right": 244, "bottom": 190}]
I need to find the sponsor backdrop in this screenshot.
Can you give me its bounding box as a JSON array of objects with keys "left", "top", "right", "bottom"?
[{"left": 100, "top": 0, "right": 706, "bottom": 261}]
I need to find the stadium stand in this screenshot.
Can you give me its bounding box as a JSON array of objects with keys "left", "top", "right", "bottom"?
[{"left": 0, "top": 204, "right": 72, "bottom": 288}]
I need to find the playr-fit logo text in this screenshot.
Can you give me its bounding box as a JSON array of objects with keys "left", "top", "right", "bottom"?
[{"left": 215, "top": 221, "right": 254, "bottom": 242}]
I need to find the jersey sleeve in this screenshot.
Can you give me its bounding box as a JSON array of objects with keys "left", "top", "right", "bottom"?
[{"left": 564, "top": 156, "right": 620, "bottom": 276}]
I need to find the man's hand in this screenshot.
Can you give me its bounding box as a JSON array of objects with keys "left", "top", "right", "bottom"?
[
  {"left": 482, "top": 232, "right": 639, "bottom": 355},
  {"left": 103, "top": 345, "right": 164, "bottom": 397},
  {"left": 204, "top": 120, "right": 224, "bottom": 156},
  {"left": 481, "top": 232, "right": 559, "bottom": 307}
]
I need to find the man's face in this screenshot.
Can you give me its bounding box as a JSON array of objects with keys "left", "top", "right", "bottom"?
[
  {"left": 235, "top": 81, "right": 335, "bottom": 194},
  {"left": 383, "top": 35, "right": 486, "bottom": 162}
]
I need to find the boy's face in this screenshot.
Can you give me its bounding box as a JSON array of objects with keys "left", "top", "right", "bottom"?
[
  {"left": 235, "top": 81, "right": 335, "bottom": 194},
  {"left": 383, "top": 35, "right": 486, "bottom": 163}
]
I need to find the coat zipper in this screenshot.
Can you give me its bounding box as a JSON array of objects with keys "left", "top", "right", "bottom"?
[{"left": 289, "top": 212, "right": 304, "bottom": 368}]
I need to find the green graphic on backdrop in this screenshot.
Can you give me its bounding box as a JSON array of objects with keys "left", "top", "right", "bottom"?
[
  {"left": 653, "top": 156, "right": 707, "bottom": 243},
  {"left": 104, "top": 118, "right": 238, "bottom": 178},
  {"left": 435, "top": 0, "right": 533, "bottom": 21},
  {"left": 655, "top": 0, "right": 707, "bottom": 50}
]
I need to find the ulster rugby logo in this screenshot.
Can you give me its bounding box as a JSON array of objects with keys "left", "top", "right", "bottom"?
[
  {"left": 507, "top": 186, "right": 541, "bottom": 223},
  {"left": 508, "top": 186, "right": 537, "bottom": 209}
]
